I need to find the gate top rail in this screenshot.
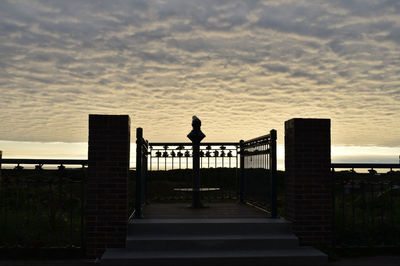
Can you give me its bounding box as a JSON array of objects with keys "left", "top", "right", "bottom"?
[
  {"left": 242, "top": 134, "right": 271, "bottom": 145},
  {"left": 149, "top": 142, "right": 239, "bottom": 147},
  {"left": 241, "top": 131, "right": 276, "bottom": 150}
]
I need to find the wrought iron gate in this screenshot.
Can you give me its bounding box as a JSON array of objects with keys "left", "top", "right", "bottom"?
[
  {"left": 240, "top": 130, "right": 277, "bottom": 218},
  {"left": 133, "top": 126, "right": 278, "bottom": 218}
]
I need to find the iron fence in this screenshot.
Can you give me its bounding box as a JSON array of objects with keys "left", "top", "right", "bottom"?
[
  {"left": 133, "top": 127, "right": 278, "bottom": 218},
  {"left": 331, "top": 163, "right": 400, "bottom": 247},
  {"left": 138, "top": 141, "right": 241, "bottom": 207},
  {"left": 148, "top": 142, "right": 240, "bottom": 171},
  {"left": 0, "top": 158, "right": 87, "bottom": 250},
  {"left": 240, "top": 130, "right": 277, "bottom": 218}
]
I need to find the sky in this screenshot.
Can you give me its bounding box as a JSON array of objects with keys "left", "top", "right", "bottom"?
[{"left": 0, "top": 0, "right": 399, "bottom": 167}]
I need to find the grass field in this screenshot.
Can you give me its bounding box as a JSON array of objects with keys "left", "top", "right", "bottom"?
[{"left": 1, "top": 167, "right": 399, "bottom": 250}]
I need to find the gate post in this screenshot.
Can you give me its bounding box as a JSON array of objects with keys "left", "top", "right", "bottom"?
[
  {"left": 284, "top": 118, "right": 332, "bottom": 246},
  {"left": 270, "top": 129, "right": 277, "bottom": 218},
  {"left": 239, "top": 140, "right": 245, "bottom": 203},
  {"left": 135, "top": 127, "right": 143, "bottom": 218},
  {"left": 187, "top": 116, "right": 205, "bottom": 208},
  {"left": 87, "top": 115, "right": 130, "bottom": 259}
]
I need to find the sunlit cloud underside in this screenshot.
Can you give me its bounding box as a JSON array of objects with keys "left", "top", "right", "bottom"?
[{"left": 0, "top": 0, "right": 399, "bottom": 150}]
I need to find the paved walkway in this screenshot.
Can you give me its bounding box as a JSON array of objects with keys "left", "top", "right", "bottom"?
[
  {"left": 141, "top": 202, "right": 268, "bottom": 219},
  {"left": 1, "top": 256, "right": 400, "bottom": 266},
  {"left": 330, "top": 256, "right": 400, "bottom": 266}
]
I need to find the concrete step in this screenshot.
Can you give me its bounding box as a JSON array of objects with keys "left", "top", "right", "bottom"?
[
  {"left": 128, "top": 218, "right": 292, "bottom": 236},
  {"left": 126, "top": 234, "right": 299, "bottom": 251},
  {"left": 101, "top": 247, "right": 328, "bottom": 266}
]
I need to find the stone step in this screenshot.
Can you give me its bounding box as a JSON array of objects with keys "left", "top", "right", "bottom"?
[
  {"left": 128, "top": 218, "right": 292, "bottom": 236},
  {"left": 126, "top": 234, "right": 299, "bottom": 251},
  {"left": 101, "top": 247, "right": 328, "bottom": 266}
]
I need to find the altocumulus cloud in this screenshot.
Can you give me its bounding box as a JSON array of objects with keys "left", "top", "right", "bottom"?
[{"left": 0, "top": 0, "right": 399, "bottom": 147}]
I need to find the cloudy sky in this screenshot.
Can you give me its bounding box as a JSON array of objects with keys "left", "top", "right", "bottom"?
[{"left": 0, "top": 0, "right": 399, "bottom": 164}]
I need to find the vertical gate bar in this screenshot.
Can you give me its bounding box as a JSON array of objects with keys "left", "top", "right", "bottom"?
[
  {"left": 351, "top": 177, "right": 355, "bottom": 244},
  {"left": 390, "top": 180, "right": 394, "bottom": 245},
  {"left": 69, "top": 177, "right": 73, "bottom": 247},
  {"left": 135, "top": 128, "right": 143, "bottom": 218},
  {"left": 150, "top": 148, "right": 152, "bottom": 171},
  {"left": 0, "top": 151, "right": 4, "bottom": 244},
  {"left": 341, "top": 173, "right": 345, "bottom": 244},
  {"left": 215, "top": 151, "right": 217, "bottom": 168},
  {"left": 57, "top": 172, "right": 62, "bottom": 245},
  {"left": 235, "top": 147, "right": 238, "bottom": 169},
  {"left": 370, "top": 183, "right": 374, "bottom": 236},
  {"left": 331, "top": 168, "right": 336, "bottom": 247},
  {"left": 380, "top": 179, "right": 384, "bottom": 244},
  {"left": 361, "top": 181, "right": 366, "bottom": 245},
  {"left": 27, "top": 180, "right": 32, "bottom": 247},
  {"left": 146, "top": 145, "right": 149, "bottom": 203},
  {"left": 47, "top": 180, "right": 51, "bottom": 246},
  {"left": 142, "top": 152, "right": 146, "bottom": 204},
  {"left": 239, "top": 140, "right": 245, "bottom": 203},
  {"left": 15, "top": 172, "right": 20, "bottom": 246},
  {"left": 80, "top": 166, "right": 85, "bottom": 249},
  {"left": 270, "top": 130, "right": 277, "bottom": 218}
]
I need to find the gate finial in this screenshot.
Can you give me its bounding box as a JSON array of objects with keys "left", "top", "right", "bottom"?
[{"left": 187, "top": 115, "right": 205, "bottom": 143}]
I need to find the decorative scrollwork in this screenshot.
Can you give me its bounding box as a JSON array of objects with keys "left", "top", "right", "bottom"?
[{"left": 148, "top": 142, "right": 240, "bottom": 170}]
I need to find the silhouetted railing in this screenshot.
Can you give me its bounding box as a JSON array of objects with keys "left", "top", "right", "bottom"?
[
  {"left": 0, "top": 157, "right": 87, "bottom": 250},
  {"left": 148, "top": 142, "right": 240, "bottom": 170},
  {"left": 331, "top": 163, "right": 400, "bottom": 247},
  {"left": 133, "top": 127, "right": 278, "bottom": 217},
  {"left": 139, "top": 141, "right": 240, "bottom": 205},
  {"left": 240, "top": 130, "right": 277, "bottom": 218}
]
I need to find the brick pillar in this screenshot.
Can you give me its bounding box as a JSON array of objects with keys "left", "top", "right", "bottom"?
[
  {"left": 285, "top": 118, "right": 332, "bottom": 246},
  {"left": 87, "top": 115, "right": 130, "bottom": 259}
]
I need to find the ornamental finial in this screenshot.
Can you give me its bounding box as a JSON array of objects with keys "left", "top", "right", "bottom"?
[{"left": 187, "top": 115, "right": 205, "bottom": 143}]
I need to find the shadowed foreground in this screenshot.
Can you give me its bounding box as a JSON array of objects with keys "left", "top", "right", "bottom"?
[{"left": 141, "top": 203, "right": 267, "bottom": 219}]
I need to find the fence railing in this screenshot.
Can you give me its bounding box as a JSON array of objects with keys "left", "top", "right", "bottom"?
[
  {"left": 331, "top": 163, "right": 400, "bottom": 247},
  {"left": 134, "top": 138, "right": 241, "bottom": 209},
  {"left": 240, "top": 130, "right": 277, "bottom": 218},
  {"left": 148, "top": 142, "right": 240, "bottom": 171},
  {"left": 0, "top": 157, "right": 87, "bottom": 250},
  {"left": 133, "top": 127, "right": 278, "bottom": 217}
]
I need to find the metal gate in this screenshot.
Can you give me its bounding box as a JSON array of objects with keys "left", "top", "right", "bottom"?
[{"left": 240, "top": 130, "right": 277, "bottom": 218}]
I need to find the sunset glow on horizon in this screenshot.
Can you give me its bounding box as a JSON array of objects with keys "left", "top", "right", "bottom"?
[{"left": 1, "top": 140, "right": 398, "bottom": 171}]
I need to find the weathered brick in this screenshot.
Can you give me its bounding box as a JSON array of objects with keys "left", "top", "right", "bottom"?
[
  {"left": 285, "top": 118, "right": 332, "bottom": 246},
  {"left": 86, "top": 114, "right": 130, "bottom": 259}
]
